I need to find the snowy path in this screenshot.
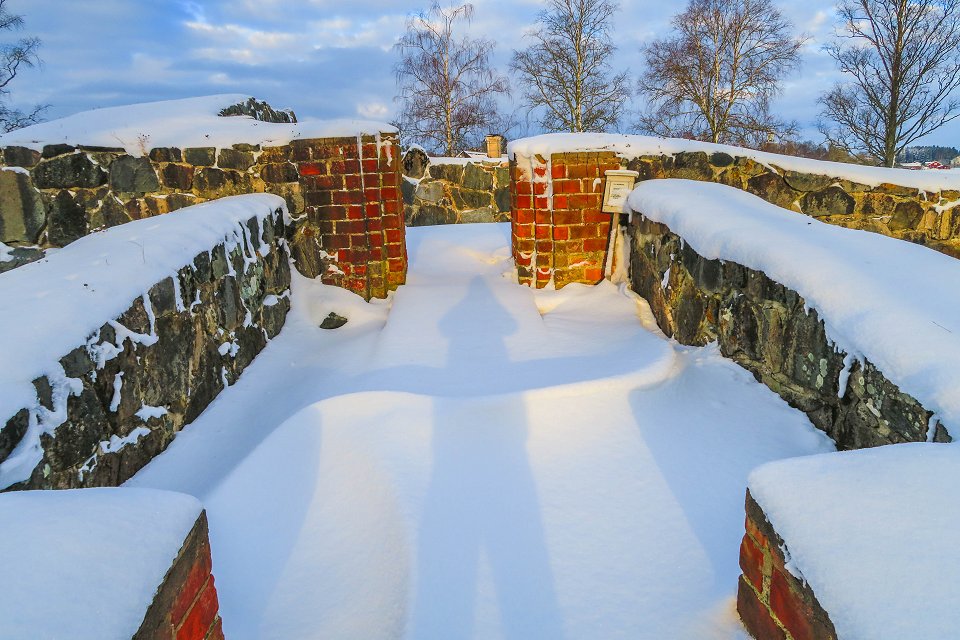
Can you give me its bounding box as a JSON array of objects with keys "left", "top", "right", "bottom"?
[{"left": 129, "top": 224, "right": 833, "bottom": 639}]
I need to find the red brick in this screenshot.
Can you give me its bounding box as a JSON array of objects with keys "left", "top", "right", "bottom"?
[
  {"left": 561, "top": 179, "right": 581, "bottom": 194},
  {"left": 551, "top": 164, "right": 567, "bottom": 179},
  {"left": 323, "top": 235, "right": 350, "bottom": 250},
  {"left": 364, "top": 187, "right": 381, "bottom": 202},
  {"left": 532, "top": 181, "right": 547, "bottom": 196},
  {"left": 367, "top": 218, "right": 383, "bottom": 232},
  {"left": 553, "top": 227, "right": 570, "bottom": 240},
  {"left": 583, "top": 210, "right": 610, "bottom": 224},
  {"left": 385, "top": 228, "right": 404, "bottom": 244},
  {"left": 583, "top": 237, "right": 608, "bottom": 252},
  {"left": 514, "top": 224, "right": 534, "bottom": 239},
  {"left": 516, "top": 209, "right": 534, "bottom": 225},
  {"left": 368, "top": 232, "right": 384, "bottom": 247},
  {"left": 333, "top": 190, "right": 363, "bottom": 205},
  {"left": 387, "top": 243, "right": 404, "bottom": 258},
  {"left": 746, "top": 515, "right": 771, "bottom": 552},
  {"left": 304, "top": 191, "right": 332, "bottom": 207},
  {"left": 739, "top": 535, "right": 766, "bottom": 593},
  {"left": 383, "top": 199, "right": 401, "bottom": 215},
  {"left": 204, "top": 618, "right": 224, "bottom": 640},
  {"left": 381, "top": 171, "right": 398, "bottom": 187},
  {"left": 315, "top": 175, "right": 343, "bottom": 190},
  {"left": 176, "top": 577, "right": 219, "bottom": 640},
  {"left": 298, "top": 162, "right": 325, "bottom": 176},
  {"left": 567, "top": 163, "right": 589, "bottom": 179},
  {"left": 535, "top": 210, "right": 552, "bottom": 224},
  {"left": 536, "top": 239, "right": 552, "bottom": 252},
  {"left": 737, "top": 577, "right": 786, "bottom": 640},
  {"left": 769, "top": 570, "right": 816, "bottom": 640},
  {"left": 535, "top": 196, "right": 550, "bottom": 209},
  {"left": 584, "top": 267, "right": 603, "bottom": 282},
  {"left": 569, "top": 193, "right": 598, "bottom": 208},
  {"left": 517, "top": 180, "right": 533, "bottom": 195},
  {"left": 336, "top": 220, "right": 365, "bottom": 235},
  {"left": 171, "top": 552, "right": 212, "bottom": 625},
  {"left": 330, "top": 160, "right": 360, "bottom": 174},
  {"left": 362, "top": 158, "right": 380, "bottom": 173},
  {"left": 317, "top": 205, "right": 347, "bottom": 221},
  {"left": 387, "top": 258, "right": 404, "bottom": 272},
  {"left": 569, "top": 224, "right": 600, "bottom": 240},
  {"left": 380, "top": 186, "right": 399, "bottom": 202},
  {"left": 554, "top": 211, "right": 583, "bottom": 225},
  {"left": 365, "top": 203, "right": 381, "bottom": 217},
  {"left": 344, "top": 174, "right": 363, "bottom": 189}
]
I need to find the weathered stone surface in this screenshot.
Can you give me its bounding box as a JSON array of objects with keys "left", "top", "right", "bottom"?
[
  {"left": 320, "top": 312, "right": 348, "bottom": 329},
  {"left": 183, "top": 147, "right": 216, "bottom": 166},
  {"left": 429, "top": 163, "right": 464, "bottom": 182},
  {"left": 463, "top": 162, "right": 494, "bottom": 191},
  {"left": 746, "top": 172, "right": 801, "bottom": 210},
  {"left": 33, "top": 153, "right": 108, "bottom": 189},
  {"left": 671, "top": 152, "right": 714, "bottom": 181},
  {"left": 161, "top": 163, "right": 194, "bottom": 190},
  {"left": 0, "top": 169, "right": 46, "bottom": 243},
  {"left": 802, "top": 186, "right": 856, "bottom": 217},
  {"left": 452, "top": 187, "right": 491, "bottom": 210},
  {"left": 218, "top": 96, "right": 296, "bottom": 123},
  {"left": 148, "top": 147, "right": 182, "bottom": 163},
  {"left": 260, "top": 162, "right": 299, "bottom": 184},
  {"left": 42, "top": 144, "right": 76, "bottom": 158},
  {"left": 46, "top": 190, "right": 88, "bottom": 246},
  {"left": 217, "top": 148, "right": 255, "bottom": 171},
  {"left": 109, "top": 156, "right": 160, "bottom": 193},
  {"left": 402, "top": 147, "right": 429, "bottom": 179},
  {"left": 628, "top": 215, "right": 950, "bottom": 449},
  {"left": 888, "top": 200, "right": 925, "bottom": 232},
  {"left": 414, "top": 180, "right": 445, "bottom": 204},
  {"left": 3, "top": 146, "right": 41, "bottom": 168},
  {"left": 494, "top": 186, "right": 511, "bottom": 212}
]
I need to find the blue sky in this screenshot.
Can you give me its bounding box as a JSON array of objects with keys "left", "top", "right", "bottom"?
[{"left": 9, "top": 0, "right": 960, "bottom": 146}]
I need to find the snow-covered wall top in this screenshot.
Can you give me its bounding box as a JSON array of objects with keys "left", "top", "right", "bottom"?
[
  {"left": 0, "top": 488, "right": 202, "bottom": 638},
  {"left": 0, "top": 94, "right": 395, "bottom": 156},
  {"left": 627, "top": 179, "right": 960, "bottom": 433},
  {"left": 509, "top": 133, "right": 960, "bottom": 193},
  {"left": 0, "top": 193, "right": 287, "bottom": 487}
]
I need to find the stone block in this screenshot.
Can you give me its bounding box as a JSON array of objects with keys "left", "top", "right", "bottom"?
[
  {"left": 183, "top": 147, "right": 216, "bottom": 166},
  {"left": 32, "top": 153, "right": 108, "bottom": 189},
  {"left": 3, "top": 146, "right": 41, "bottom": 168},
  {"left": 217, "top": 148, "right": 255, "bottom": 171},
  {"left": 46, "top": 189, "right": 89, "bottom": 246},
  {"left": 0, "top": 169, "right": 46, "bottom": 243},
  {"left": 110, "top": 156, "right": 160, "bottom": 193}
]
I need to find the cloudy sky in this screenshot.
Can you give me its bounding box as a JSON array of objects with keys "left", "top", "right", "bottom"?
[{"left": 8, "top": 0, "right": 960, "bottom": 146}]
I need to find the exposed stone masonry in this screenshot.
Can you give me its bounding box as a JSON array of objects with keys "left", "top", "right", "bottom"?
[
  {"left": 401, "top": 148, "right": 511, "bottom": 226},
  {"left": 0, "top": 209, "right": 291, "bottom": 491},
  {"left": 0, "top": 133, "right": 406, "bottom": 301},
  {"left": 626, "top": 214, "right": 952, "bottom": 449},
  {"left": 737, "top": 491, "right": 837, "bottom": 640}
]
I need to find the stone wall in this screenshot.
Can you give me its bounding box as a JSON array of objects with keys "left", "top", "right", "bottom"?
[
  {"left": 508, "top": 145, "right": 960, "bottom": 288},
  {"left": 1, "top": 207, "right": 291, "bottom": 491},
  {"left": 401, "top": 148, "right": 511, "bottom": 226},
  {"left": 626, "top": 214, "right": 951, "bottom": 449},
  {"left": 136, "top": 511, "right": 225, "bottom": 640},
  {"left": 737, "top": 491, "right": 837, "bottom": 640},
  {"left": 0, "top": 133, "right": 406, "bottom": 300}
]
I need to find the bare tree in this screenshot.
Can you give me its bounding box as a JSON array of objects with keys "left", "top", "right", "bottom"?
[
  {"left": 636, "top": 0, "right": 805, "bottom": 146},
  {"left": 510, "top": 0, "right": 629, "bottom": 133},
  {"left": 0, "top": 0, "right": 44, "bottom": 132},
  {"left": 818, "top": 0, "right": 960, "bottom": 167},
  {"left": 394, "top": 3, "right": 509, "bottom": 156}
]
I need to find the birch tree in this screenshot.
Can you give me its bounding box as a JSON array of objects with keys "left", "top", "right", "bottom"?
[
  {"left": 394, "top": 3, "right": 509, "bottom": 156},
  {"left": 0, "top": 0, "right": 44, "bottom": 132},
  {"left": 510, "top": 0, "right": 629, "bottom": 133},
  {"left": 818, "top": 0, "right": 960, "bottom": 167},
  {"left": 636, "top": 0, "right": 805, "bottom": 146}
]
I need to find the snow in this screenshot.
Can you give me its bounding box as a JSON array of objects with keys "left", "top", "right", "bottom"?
[
  {"left": 429, "top": 155, "right": 507, "bottom": 165},
  {"left": 628, "top": 179, "right": 960, "bottom": 436},
  {"left": 128, "top": 223, "right": 833, "bottom": 638},
  {"left": 0, "top": 94, "right": 394, "bottom": 156},
  {"left": 0, "top": 488, "right": 202, "bottom": 639},
  {"left": 509, "top": 133, "right": 960, "bottom": 193},
  {"left": 0, "top": 193, "right": 285, "bottom": 490},
  {"left": 748, "top": 443, "right": 960, "bottom": 639}
]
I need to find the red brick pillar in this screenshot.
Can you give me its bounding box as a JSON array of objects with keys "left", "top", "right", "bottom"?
[
  {"left": 737, "top": 491, "right": 838, "bottom": 640},
  {"left": 135, "top": 511, "right": 225, "bottom": 640},
  {"left": 510, "top": 150, "right": 622, "bottom": 288},
  {"left": 294, "top": 134, "right": 406, "bottom": 300}
]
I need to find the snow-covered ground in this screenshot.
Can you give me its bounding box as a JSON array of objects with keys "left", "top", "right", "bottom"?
[{"left": 128, "top": 223, "right": 834, "bottom": 639}]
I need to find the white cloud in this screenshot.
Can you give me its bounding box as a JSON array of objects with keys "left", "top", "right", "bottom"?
[{"left": 357, "top": 102, "right": 389, "bottom": 118}]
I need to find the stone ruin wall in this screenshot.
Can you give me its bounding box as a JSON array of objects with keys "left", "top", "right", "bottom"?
[
  {"left": 626, "top": 214, "right": 951, "bottom": 451},
  {"left": 0, "top": 133, "right": 406, "bottom": 300},
  {"left": 400, "top": 148, "right": 512, "bottom": 226},
  {"left": 510, "top": 148, "right": 960, "bottom": 289},
  {"left": 1, "top": 209, "right": 291, "bottom": 491}
]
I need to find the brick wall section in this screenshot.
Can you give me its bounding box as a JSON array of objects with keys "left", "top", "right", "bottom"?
[
  {"left": 511, "top": 151, "right": 619, "bottom": 288},
  {"left": 737, "top": 491, "right": 838, "bottom": 640},
  {"left": 135, "top": 511, "right": 225, "bottom": 640},
  {"left": 294, "top": 135, "right": 406, "bottom": 299}
]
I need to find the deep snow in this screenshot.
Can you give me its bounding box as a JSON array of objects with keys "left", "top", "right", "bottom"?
[
  {"left": 0, "top": 488, "right": 201, "bottom": 639},
  {"left": 124, "top": 223, "right": 835, "bottom": 639}
]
